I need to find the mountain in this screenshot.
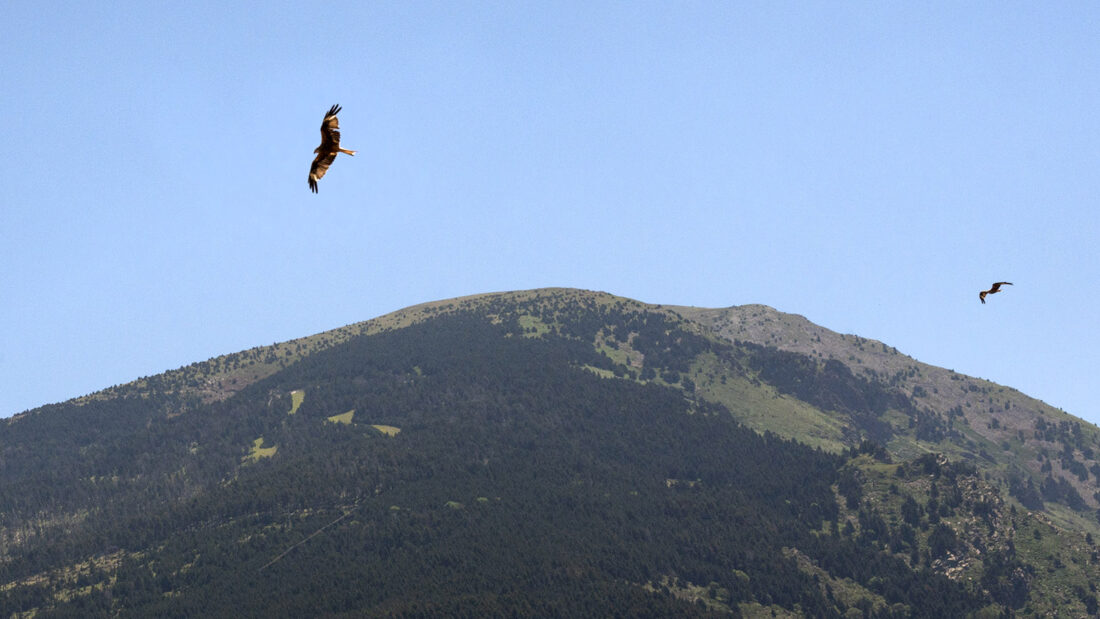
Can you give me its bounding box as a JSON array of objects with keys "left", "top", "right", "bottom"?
[{"left": 2, "top": 288, "right": 1098, "bottom": 616}]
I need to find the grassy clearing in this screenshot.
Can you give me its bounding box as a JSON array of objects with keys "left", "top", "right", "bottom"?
[
  {"left": 517, "top": 314, "right": 551, "bottom": 337},
  {"left": 592, "top": 328, "right": 645, "bottom": 371},
  {"left": 595, "top": 343, "right": 630, "bottom": 368},
  {"left": 327, "top": 410, "right": 355, "bottom": 425},
  {"left": 691, "top": 353, "right": 847, "bottom": 452},
  {"left": 738, "top": 601, "right": 802, "bottom": 618},
  {"left": 288, "top": 389, "right": 305, "bottom": 415},
  {"left": 243, "top": 437, "right": 277, "bottom": 462},
  {"left": 371, "top": 425, "right": 401, "bottom": 437},
  {"left": 582, "top": 365, "right": 616, "bottom": 379}
]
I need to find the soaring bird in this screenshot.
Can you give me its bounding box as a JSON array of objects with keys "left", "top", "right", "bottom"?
[
  {"left": 309, "top": 104, "right": 356, "bottom": 193},
  {"left": 979, "top": 281, "right": 1012, "bottom": 304}
]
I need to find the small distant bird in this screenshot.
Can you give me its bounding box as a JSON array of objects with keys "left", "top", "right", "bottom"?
[
  {"left": 309, "top": 104, "right": 356, "bottom": 193},
  {"left": 979, "top": 281, "right": 1012, "bottom": 304}
]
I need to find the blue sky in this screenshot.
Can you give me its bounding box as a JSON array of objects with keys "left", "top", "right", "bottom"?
[{"left": 3, "top": 3, "right": 1098, "bottom": 423}]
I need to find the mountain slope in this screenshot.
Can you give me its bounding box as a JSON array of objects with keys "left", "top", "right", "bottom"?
[
  {"left": 2, "top": 288, "right": 1098, "bottom": 616},
  {"left": 678, "top": 304, "right": 1100, "bottom": 518}
]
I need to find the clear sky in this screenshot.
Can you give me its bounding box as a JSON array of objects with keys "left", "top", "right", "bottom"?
[{"left": 3, "top": 3, "right": 1098, "bottom": 423}]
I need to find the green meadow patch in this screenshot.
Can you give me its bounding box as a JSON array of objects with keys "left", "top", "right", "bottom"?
[
  {"left": 582, "top": 365, "right": 616, "bottom": 379},
  {"left": 243, "top": 437, "right": 277, "bottom": 463},
  {"left": 288, "top": 389, "right": 305, "bottom": 415},
  {"left": 371, "top": 425, "right": 401, "bottom": 436},
  {"left": 327, "top": 410, "right": 355, "bottom": 425},
  {"left": 517, "top": 314, "right": 551, "bottom": 337},
  {"left": 691, "top": 353, "right": 847, "bottom": 453}
]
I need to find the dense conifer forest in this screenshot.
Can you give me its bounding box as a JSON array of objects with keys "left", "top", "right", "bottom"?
[{"left": 2, "top": 290, "right": 1097, "bottom": 616}]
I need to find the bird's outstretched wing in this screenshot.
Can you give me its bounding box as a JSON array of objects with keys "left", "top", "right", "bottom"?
[
  {"left": 309, "top": 151, "right": 338, "bottom": 193},
  {"left": 319, "top": 104, "right": 342, "bottom": 151}
]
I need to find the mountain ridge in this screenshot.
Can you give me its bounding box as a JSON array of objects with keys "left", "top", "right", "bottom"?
[
  {"left": 13, "top": 288, "right": 1099, "bottom": 517},
  {"left": 45, "top": 289, "right": 644, "bottom": 410},
  {"left": 4, "top": 287, "right": 1099, "bottom": 616},
  {"left": 16, "top": 288, "right": 1099, "bottom": 516}
]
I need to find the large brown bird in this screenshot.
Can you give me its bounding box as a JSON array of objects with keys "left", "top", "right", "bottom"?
[
  {"left": 309, "top": 104, "right": 356, "bottom": 193},
  {"left": 979, "top": 281, "right": 1012, "bottom": 304}
]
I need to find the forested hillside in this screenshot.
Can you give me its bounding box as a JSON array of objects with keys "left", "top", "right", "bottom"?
[{"left": 2, "top": 289, "right": 1097, "bottom": 616}]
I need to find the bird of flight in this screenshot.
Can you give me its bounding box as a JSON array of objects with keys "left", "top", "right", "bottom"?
[
  {"left": 309, "top": 104, "right": 356, "bottom": 193},
  {"left": 979, "top": 281, "right": 1012, "bottom": 304}
]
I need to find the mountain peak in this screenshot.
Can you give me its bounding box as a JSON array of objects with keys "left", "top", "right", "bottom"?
[{"left": 4, "top": 287, "right": 1100, "bottom": 615}]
